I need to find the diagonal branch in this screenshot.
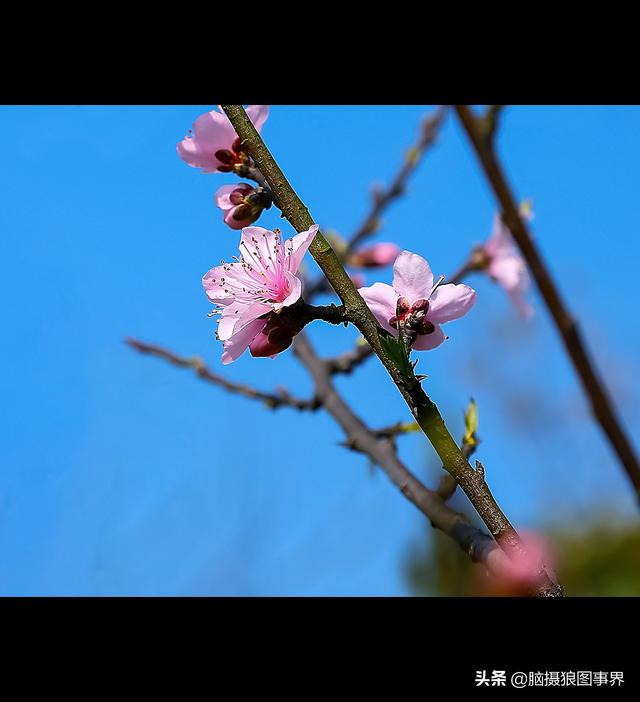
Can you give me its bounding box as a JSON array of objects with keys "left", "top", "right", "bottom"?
[
  {"left": 454, "top": 105, "right": 640, "bottom": 503},
  {"left": 293, "top": 332, "right": 515, "bottom": 581},
  {"left": 308, "top": 109, "right": 447, "bottom": 375},
  {"left": 125, "top": 337, "right": 320, "bottom": 411},
  {"left": 222, "top": 104, "right": 563, "bottom": 597}
]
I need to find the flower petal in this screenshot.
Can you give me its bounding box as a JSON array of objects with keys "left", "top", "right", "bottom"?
[
  {"left": 412, "top": 324, "right": 446, "bottom": 351},
  {"left": 286, "top": 224, "right": 319, "bottom": 273},
  {"left": 508, "top": 291, "right": 534, "bottom": 319},
  {"left": 176, "top": 136, "right": 220, "bottom": 172},
  {"left": 485, "top": 213, "right": 509, "bottom": 257},
  {"left": 217, "top": 301, "right": 271, "bottom": 341},
  {"left": 177, "top": 108, "right": 237, "bottom": 173},
  {"left": 215, "top": 184, "right": 238, "bottom": 211},
  {"left": 349, "top": 242, "right": 401, "bottom": 268},
  {"left": 221, "top": 316, "right": 268, "bottom": 365},
  {"left": 202, "top": 266, "right": 235, "bottom": 304},
  {"left": 279, "top": 270, "right": 303, "bottom": 308},
  {"left": 392, "top": 251, "right": 434, "bottom": 300},
  {"left": 245, "top": 104, "right": 270, "bottom": 133},
  {"left": 239, "top": 226, "right": 279, "bottom": 268},
  {"left": 428, "top": 283, "right": 477, "bottom": 324},
  {"left": 358, "top": 282, "right": 399, "bottom": 334},
  {"left": 489, "top": 256, "right": 527, "bottom": 292},
  {"left": 223, "top": 208, "right": 253, "bottom": 230}
]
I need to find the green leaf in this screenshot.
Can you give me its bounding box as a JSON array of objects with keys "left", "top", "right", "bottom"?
[{"left": 379, "top": 331, "right": 415, "bottom": 380}]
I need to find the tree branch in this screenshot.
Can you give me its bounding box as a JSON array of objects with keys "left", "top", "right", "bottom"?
[
  {"left": 222, "top": 104, "right": 563, "bottom": 596},
  {"left": 307, "top": 109, "right": 447, "bottom": 374},
  {"left": 454, "top": 104, "right": 640, "bottom": 503},
  {"left": 326, "top": 342, "right": 375, "bottom": 375},
  {"left": 293, "top": 332, "right": 519, "bottom": 582},
  {"left": 125, "top": 337, "right": 320, "bottom": 411}
]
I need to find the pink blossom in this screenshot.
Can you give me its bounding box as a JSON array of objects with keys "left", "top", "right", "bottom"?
[
  {"left": 348, "top": 272, "right": 366, "bottom": 288},
  {"left": 484, "top": 530, "right": 557, "bottom": 596},
  {"left": 358, "top": 250, "right": 476, "bottom": 350},
  {"left": 202, "top": 224, "right": 319, "bottom": 364},
  {"left": 215, "top": 183, "right": 265, "bottom": 230},
  {"left": 348, "top": 243, "right": 401, "bottom": 268},
  {"left": 177, "top": 105, "right": 269, "bottom": 174},
  {"left": 483, "top": 205, "right": 533, "bottom": 318}
]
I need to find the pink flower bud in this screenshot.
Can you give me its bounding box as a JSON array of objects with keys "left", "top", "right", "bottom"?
[
  {"left": 479, "top": 530, "right": 557, "bottom": 596},
  {"left": 348, "top": 243, "right": 401, "bottom": 268},
  {"left": 249, "top": 313, "right": 304, "bottom": 358},
  {"left": 177, "top": 105, "right": 269, "bottom": 174},
  {"left": 215, "top": 183, "right": 262, "bottom": 230}
]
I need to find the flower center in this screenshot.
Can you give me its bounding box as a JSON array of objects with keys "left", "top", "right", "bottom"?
[
  {"left": 215, "top": 138, "right": 250, "bottom": 173},
  {"left": 388, "top": 276, "right": 446, "bottom": 337}
]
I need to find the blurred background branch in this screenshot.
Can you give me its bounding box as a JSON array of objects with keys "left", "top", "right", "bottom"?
[
  {"left": 125, "top": 337, "right": 321, "bottom": 411},
  {"left": 454, "top": 104, "right": 640, "bottom": 504}
]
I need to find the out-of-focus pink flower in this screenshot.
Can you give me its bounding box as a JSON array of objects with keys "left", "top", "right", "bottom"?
[
  {"left": 358, "top": 250, "right": 476, "bottom": 351},
  {"left": 482, "top": 530, "right": 557, "bottom": 596},
  {"left": 215, "top": 183, "right": 267, "bottom": 230},
  {"left": 177, "top": 105, "right": 269, "bottom": 174},
  {"left": 348, "top": 272, "right": 366, "bottom": 288},
  {"left": 483, "top": 205, "right": 533, "bottom": 318},
  {"left": 348, "top": 243, "right": 401, "bottom": 268},
  {"left": 203, "top": 224, "right": 318, "bottom": 364}
]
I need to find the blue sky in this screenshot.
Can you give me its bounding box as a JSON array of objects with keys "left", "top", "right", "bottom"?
[{"left": 1, "top": 105, "right": 639, "bottom": 595}]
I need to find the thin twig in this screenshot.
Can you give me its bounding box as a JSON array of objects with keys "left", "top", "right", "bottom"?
[
  {"left": 326, "top": 343, "right": 375, "bottom": 375},
  {"left": 125, "top": 337, "right": 321, "bottom": 411},
  {"left": 454, "top": 104, "right": 640, "bottom": 503},
  {"left": 306, "top": 106, "right": 448, "bottom": 300},
  {"left": 222, "top": 104, "right": 563, "bottom": 597}
]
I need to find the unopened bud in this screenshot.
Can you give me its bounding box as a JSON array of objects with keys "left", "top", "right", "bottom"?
[
  {"left": 214, "top": 149, "right": 235, "bottom": 165},
  {"left": 249, "top": 313, "right": 305, "bottom": 358},
  {"left": 463, "top": 398, "right": 479, "bottom": 450},
  {"left": 348, "top": 243, "right": 400, "bottom": 268}
]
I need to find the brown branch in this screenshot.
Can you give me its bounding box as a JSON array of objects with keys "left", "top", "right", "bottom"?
[
  {"left": 293, "top": 332, "right": 517, "bottom": 581},
  {"left": 326, "top": 342, "right": 375, "bottom": 375},
  {"left": 454, "top": 105, "right": 640, "bottom": 503},
  {"left": 309, "top": 108, "right": 447, "bottom": 377},
  {"left": 125, "top": 337, "right": 320, "bottom": 411},
  {"left": 449, "top": 246, "right": 488, "bottom": 285}
]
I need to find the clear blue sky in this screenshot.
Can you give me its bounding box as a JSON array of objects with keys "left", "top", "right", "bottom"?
[{"left": 1, "top": 106, "right": 639, "bottom": 595}]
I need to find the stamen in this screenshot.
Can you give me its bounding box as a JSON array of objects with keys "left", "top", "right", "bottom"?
[{"left": 430, "top": 274, "right": 446, "bottom": 297}]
